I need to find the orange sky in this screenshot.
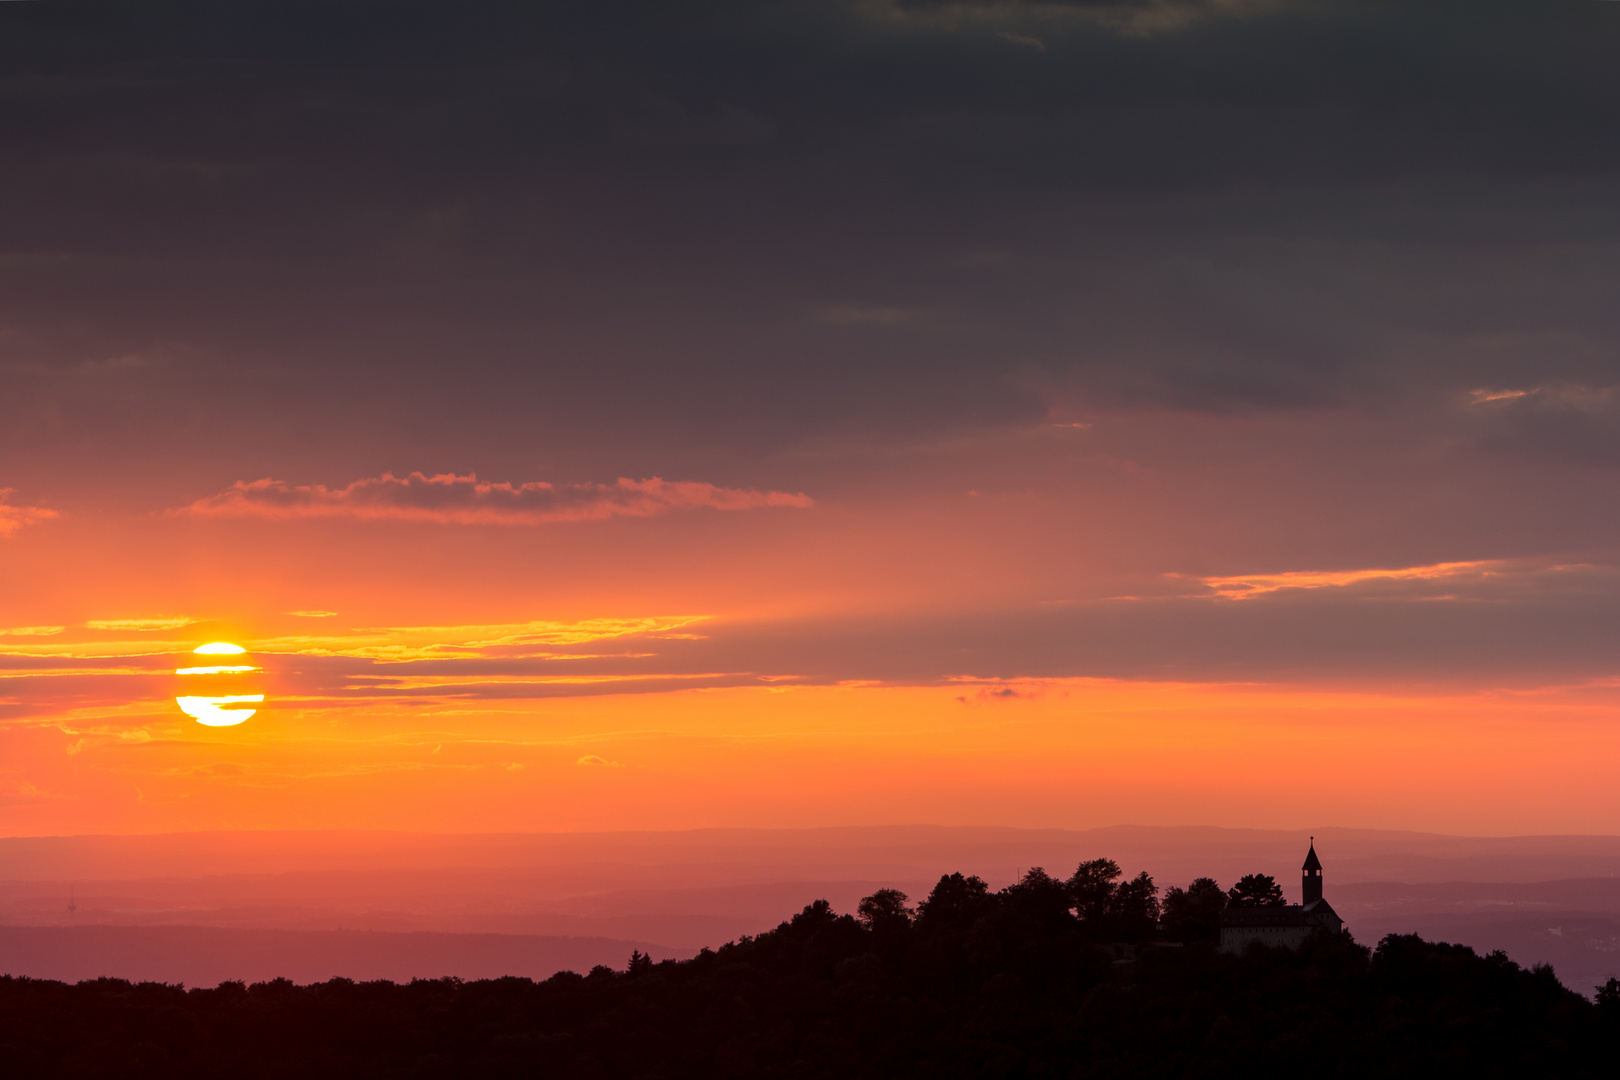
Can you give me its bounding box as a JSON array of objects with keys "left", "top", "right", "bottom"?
[
  {"left": 6, "top": 0, "right": 1620, "bottom": 840},
  {"left": 8, "top": 647, "right": 1620, "bottom": 835},
  {"left": 7, "top": 428, "right": 1620, "bottom": 837}
]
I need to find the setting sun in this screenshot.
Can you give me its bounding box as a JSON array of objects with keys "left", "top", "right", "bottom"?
[
  {"left": 193, "top": 642, "right": 248, "bottom": 655},
  {"left": 175, "top": 643, "right": 263, "bottom": 726}
]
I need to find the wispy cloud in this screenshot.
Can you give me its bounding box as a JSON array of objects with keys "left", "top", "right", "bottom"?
[
  {"left": 0, "top": 626, "right": 66, "bottom": 637},
  {"left": 0, "top": 490, "right": 58, "bottom": 538},
  {"left": 998, "top": 31, "right": 1045, "bottom": 52},
  {"left": 1469, "top": 388, "right": 1534, "bottom": 404},
  {"left": 176, "top": 473, "right": 813, "bottom": 524},
  {"left": 1468, "top": 385, "right": 1613, "bottom": 410},
  {"left": 1197, "top": 560, "right": 1500, "bottom": 599},
  {"left": 253, "top": 615, "right": 710, "bottom": 661},
  {"left": 85, "top": 617, "right": 197, "bottom": 631}
]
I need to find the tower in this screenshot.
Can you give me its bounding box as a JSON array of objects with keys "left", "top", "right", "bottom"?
[{"left": 1302, "top": 838, "right": 1323, "bottom": 906}]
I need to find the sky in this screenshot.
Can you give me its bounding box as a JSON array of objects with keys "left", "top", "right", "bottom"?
[{"left": 4, "top": 0, "right": 1620, "bottom": 837}]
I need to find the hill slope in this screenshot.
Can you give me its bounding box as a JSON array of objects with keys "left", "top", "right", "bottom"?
[{"left": 3, "top": 870, "right": 1619, "bottom": 1078}]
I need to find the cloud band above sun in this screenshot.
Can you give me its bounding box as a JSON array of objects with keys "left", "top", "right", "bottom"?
[{"left": 176, "top": 473, "right": 813, "bottom": 525}]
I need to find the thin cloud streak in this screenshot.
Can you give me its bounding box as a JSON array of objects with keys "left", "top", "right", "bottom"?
[
  {"left": 1196, "top": 560, "right": 1502, "bottom": 599},
  {"left": 177, "top": 473, "right": 813, "bottom": 525},
  {"left": 1191, "top": 557, "right": 1610, "bottom": 601},
  {"left": 0, "top": 491, "right": 57, "bottom": 538},
  {"left": 254, "top": 615, "right": 710, "bottom": 660}
]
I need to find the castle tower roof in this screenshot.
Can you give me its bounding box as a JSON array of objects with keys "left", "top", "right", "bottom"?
[{"left": 1302, "top": 839, "right": 1322, "bottom": 872}]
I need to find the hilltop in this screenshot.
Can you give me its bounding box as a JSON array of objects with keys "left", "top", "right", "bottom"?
[{"left": 3, "top": 864, "right": 1617, "bottom": 1078}]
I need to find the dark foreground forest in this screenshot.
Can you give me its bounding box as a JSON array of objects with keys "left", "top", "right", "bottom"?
[{"left": 4, "top": 864, "right": 1618, "bottom": 1078}]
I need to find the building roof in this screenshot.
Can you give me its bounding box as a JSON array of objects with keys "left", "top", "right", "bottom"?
[
  {"left": 1221, "top": 901, "right": 1341, "bottom": 928},
  {"left": 1221, "top": 906, "right": 1311, "bottom": 927},
  {"left": 1302, "top": 840, "right": 1322, "bottom": 872},
  {"left": 1302, "top": 897, "right": 1339, "bottom": 921}
]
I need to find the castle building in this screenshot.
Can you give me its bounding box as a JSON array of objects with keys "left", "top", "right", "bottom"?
[{"left": 1218, "top": 840, "right": 1344, "bottom": 952}]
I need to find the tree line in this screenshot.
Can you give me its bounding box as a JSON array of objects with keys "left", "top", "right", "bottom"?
[
  {"left": 1, "top": 859, "right": 1615, "bottom": 1078},
  {"left": 886, "top": 858, "right": 1291, "bottom": 948}
]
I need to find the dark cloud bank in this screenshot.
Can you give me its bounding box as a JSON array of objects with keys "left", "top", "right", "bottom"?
[
  {"left": 2, "top": 0, "right": 1619, "bottom": 472},
  {"left": 5, "top": 1, "right": 1620, "bottom": 686}
]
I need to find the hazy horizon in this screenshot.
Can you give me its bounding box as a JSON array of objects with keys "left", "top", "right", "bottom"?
[{"left": 4, "top": 824, "right": 1620, "bottom": 994}]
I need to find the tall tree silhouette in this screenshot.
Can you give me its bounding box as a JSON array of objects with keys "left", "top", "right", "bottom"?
[
  {"left": 857, "top": 888, "right": 914, "bottom": 935},
  {"left": 1227, "top": 873, "right": 1287, "bottom": 907},
  {"left": 1002, "top": 867, "right": 1075, "bottom": 934},
  {"left": 1068, "top": 857, "right": 1122, "bottom": 924},
  {"left": 1110, "top": 871, "right": 1160, "bottom": 941},
  {"left": 916, "top": 872, "right": 993, "bottom": 929},
  {"left": 1161, "top": 877, "right": 1227, "bottom": 942}
]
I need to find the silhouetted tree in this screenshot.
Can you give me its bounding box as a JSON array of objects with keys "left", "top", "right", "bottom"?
[
  {"left": 1109, "top": 871, "right": 1160, "bottom": 941},
  {"left": 1161, "top": 877, "right": 1227, "bottom": 942},
  {"left": 857, "top": 888, "right": 914, "bottom": 935},
  {"left": 1068, "top": 857, "right": 1122, "bottom": 925},
  {"left": 796, "top": 898, "right": 836, "bottom": 923},
  {"left": 1227, "top": 873, "right": 1286, "bottom": 907},
  {"left": 1595, "top": 976, "right": 1620, "bottom": 1020},
  {"left": 916, "top": 872, "right": 993, "bottom": 929},
  {"left": 1001, "top": 867, "right": 1075, "bottom": 933},
  {"left": 627, "top": 950, "right": 654, "bottom": 976}
]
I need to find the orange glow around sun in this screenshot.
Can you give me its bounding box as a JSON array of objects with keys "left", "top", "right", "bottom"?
[
  {"left": 5, "top": 410, "right": 1620, "bottom": 839},
  {"left": 5, "top": 592, "right": 1620, "bottom": 835}
]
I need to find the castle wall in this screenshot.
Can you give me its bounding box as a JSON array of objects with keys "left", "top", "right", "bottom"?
[{"left": 1218, "top": 925, "right": 1314, "bottom": 953}]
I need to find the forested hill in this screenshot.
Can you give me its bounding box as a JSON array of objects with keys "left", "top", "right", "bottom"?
[{"left": 3, "top": 867, "right": 1618, "bottom": 1078}]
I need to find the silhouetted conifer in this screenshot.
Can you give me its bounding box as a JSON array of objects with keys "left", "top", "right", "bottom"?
[{"left": 1227, "top": 872, "right": 1287, "bottom": 907}]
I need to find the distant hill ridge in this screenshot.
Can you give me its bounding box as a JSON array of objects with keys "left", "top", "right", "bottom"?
[{"left": 10, "top": 824, "right": 1620, "bottom": 881}]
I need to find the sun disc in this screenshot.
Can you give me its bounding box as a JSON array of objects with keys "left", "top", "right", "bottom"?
[
  {"left": 194, "top": 642, "right": 247, "bottom": 655},
  {"left": 176, "top": 695, "right": 264, "bottom": 727},
  {"left": 178, "top": 643, "right": 263, "bottom": 724}
]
